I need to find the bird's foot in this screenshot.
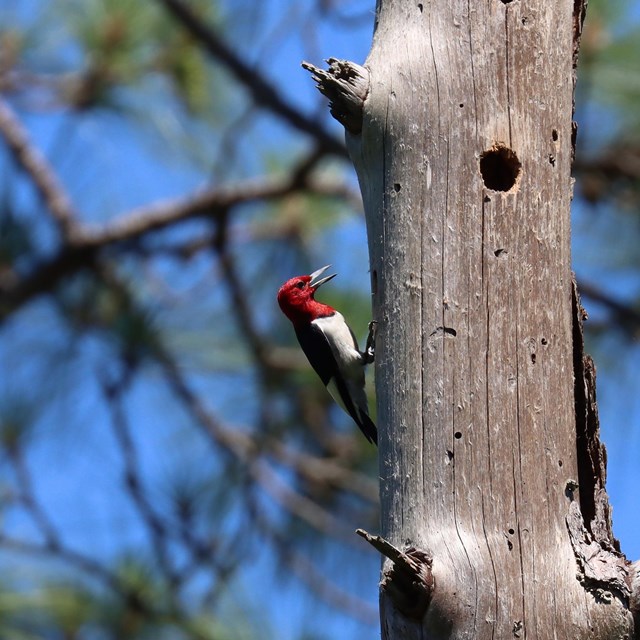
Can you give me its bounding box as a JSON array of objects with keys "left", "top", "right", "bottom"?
[{"left": 363, "top": 321, "right": 377, "bottom": 364}]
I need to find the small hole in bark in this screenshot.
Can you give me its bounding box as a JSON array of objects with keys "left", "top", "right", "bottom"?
[
  {"left": 558, "top": 459, "right": 563, "bottom": 467},
  {"left": 507, "top": 539, "right": 513, "bottom": 551},
  {"left": 372, "top": 270, "right": 378, "bottom": 294},
  {"left": 500, "top": 0, "right": 515, "bottom": 3},
  {"left": 541, "top": 337, "right": 548, "bottom": 345},
  {"left": 548, "top": 154, "right": 556, "bottom": 166},
  {"left": 430, "top": 326, "right": 457, "bottom": 338},
  {"left": 552, "top": 129, "right": 558, "bottom": 141},
  {"left": 393, "top": 183, "right": 401, "bottom": 192},
  {"left": 446, "top": 449, "right": 454, "bottom": 463},
  {"left": 480, "top": 145, "right": 521, "bottom": 192},
  {"left": 484, "top": 195, "right": 491, "bottom": 203},
  {"left": 459, "top": 103, "right": 464, "bottom": 108},
  {"left": 530, "top": 353, "right": 536, "bottom": 364},
  {"left": 508, "top": 528, "right": 515, "bottom": 535},
  {"left": 418, "top": 3, "right": 423, "bottom": 11},
  {"left": 454, "top": 431, "right": 462, "bottom": 440},
  {"left": 494, "top": 248, "right": 507, "bottom": 258}
]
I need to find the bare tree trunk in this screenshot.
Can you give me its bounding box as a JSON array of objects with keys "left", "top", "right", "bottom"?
[{"left": 305, "top": 0, "right": 637, "bottom": 638}]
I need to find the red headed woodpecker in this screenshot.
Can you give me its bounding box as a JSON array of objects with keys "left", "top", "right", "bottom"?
[{"left": 277, "top": 265, "right": 377, "bottom": 445}]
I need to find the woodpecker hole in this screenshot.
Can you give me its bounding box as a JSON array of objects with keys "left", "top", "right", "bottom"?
[
  {"left": 393, "top": 182, "right": 401, "bottom": 193},
  {"left": 479, "top": 145, "right": 521, "bottom": 192},
  {"left": 500, "top": 0, "right": 515, "bottom": 4},
  {"left": 459, "top": 103, "right": 464, "bottom": 108},
  {"left": 494, "top": 248, "right": 507, "bottom": 258},
  {"left": 508, "top": 528, "right": 515, "bottom": 535},
  {"left": 454, "top": 431, "right": 462, "bottom": 440},
  {"left": 552, "top": 129, "right": 558, "bottom": 142},
  {"left": 430, "top": 326, "right": 457, "bottom": 338},
  {"left": 418, "top": 3, "right": 423, "bottom": 12}
]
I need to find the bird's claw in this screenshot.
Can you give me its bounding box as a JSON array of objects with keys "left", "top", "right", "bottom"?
[{"left": 364, "top": 321, "right": 377, "bottom": 364}]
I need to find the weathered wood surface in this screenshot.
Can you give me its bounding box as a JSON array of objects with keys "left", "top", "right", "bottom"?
[{"left": 319, "top": 0, "right": 634, "bottom": 637}]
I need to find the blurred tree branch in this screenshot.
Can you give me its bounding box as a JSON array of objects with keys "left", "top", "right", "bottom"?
[
  {"left": 579, "top": 279, "right": 640, "bottom": 338},
  {"left": 0, "top": 96, "right": 78, "bottom": 236},
  {"left": 0, "top": 143, "right": 355, "bottom": 319},
  {"left": 574, "top": 144, "right": 640, "bottom": 204},
  {"left": 156, "top": 0, "right": 348, "bottom": 158}
]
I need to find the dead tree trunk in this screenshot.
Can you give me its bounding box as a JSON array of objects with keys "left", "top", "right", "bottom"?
[{"left": 305, "top": 0, "right": 638, "bottom": 638}]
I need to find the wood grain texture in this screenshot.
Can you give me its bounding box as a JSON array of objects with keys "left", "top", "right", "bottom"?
[{"left": 344, "top": 0, "right": 634, "bottom": 637}]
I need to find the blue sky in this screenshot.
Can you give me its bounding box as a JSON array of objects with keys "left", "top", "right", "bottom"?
[{"left": 1, "top": 1, "right": 639, "bottom": 639}]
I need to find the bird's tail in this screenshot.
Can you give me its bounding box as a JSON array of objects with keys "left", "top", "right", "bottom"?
[{"left": 357, "top": 411, "right": 378, "bottom": 446}]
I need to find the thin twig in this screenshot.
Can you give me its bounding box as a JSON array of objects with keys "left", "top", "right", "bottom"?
[
  {"left": 268, "top": 442, "right": 378, "bottom": 504},
  {"left": 214, "top": 211, "right": 274, "bottom": 372},
  {"left": 0, "top": 96, "right": 77, "bottom": 237},
  {"left": 254, "top": 508, "right": 378, "bottom": 625},
  {"left": 101, "top": 373, "right": 181, "bottom": 589},
  {"left": 9, "top": 447, "right": 59, "bottom": 547},
  {"left": 71, "top": 173, "right": 299, "bottom": 248}
]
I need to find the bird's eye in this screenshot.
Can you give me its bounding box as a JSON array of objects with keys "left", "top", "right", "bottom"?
[{"left": 295, "top": 281, "right": 305, "bottom": 289}]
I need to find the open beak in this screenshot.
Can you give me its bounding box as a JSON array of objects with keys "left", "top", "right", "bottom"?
[{"left": 309, "top": 264, "right": 337, "bottom": 289}]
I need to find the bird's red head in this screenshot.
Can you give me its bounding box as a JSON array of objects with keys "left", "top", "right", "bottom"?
[{"left": 277, "top": 265, "right": 337, "bottom": 326}]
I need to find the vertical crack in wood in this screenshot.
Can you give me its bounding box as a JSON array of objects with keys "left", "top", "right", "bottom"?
[
  {"left": 571, "top": 277, "right": 615, "bottom": 547},
  {"left": 357, "top": 529, "right": 434, "bottom": 620},
  {"left": 301, "top": 59, "right": 370, "bottom": 135},
  {"left": 569, "top": 277, "right": 629, "bottom": 603}
]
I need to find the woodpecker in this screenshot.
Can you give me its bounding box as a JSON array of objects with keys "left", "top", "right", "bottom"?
[{"left": 277, "top": 265, "right": 377, "bottom": 445}]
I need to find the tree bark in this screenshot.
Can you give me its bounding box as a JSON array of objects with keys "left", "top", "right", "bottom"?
[{"left": 306, "top": 0, "right": 636, "bottom": 638}]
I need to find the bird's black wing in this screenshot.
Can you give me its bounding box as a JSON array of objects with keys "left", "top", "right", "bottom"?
[
  {"left": 294, "top": 322, "right": 336, "bottom": 386},
  {"left": 294, "top": 323, "right": 377, "bottom": 445}
]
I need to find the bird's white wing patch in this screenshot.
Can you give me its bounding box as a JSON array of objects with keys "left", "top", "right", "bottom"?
[{"left": 312, "top": 313, "right": 362, "bottom": 368}]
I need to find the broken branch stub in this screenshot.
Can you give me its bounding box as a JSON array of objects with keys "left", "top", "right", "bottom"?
[
  {"left": 301, "top": 58, "right": 369, "bottom": 135},
  {"left": 357, "top": 528, "right": 434, "bottom": 620}
]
